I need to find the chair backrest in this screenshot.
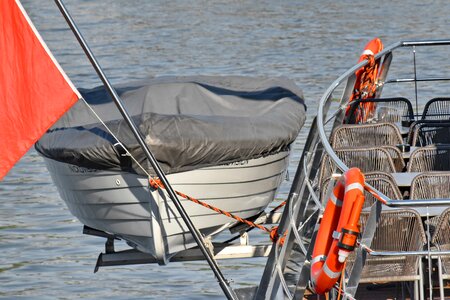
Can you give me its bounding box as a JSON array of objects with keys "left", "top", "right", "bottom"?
[
  {"left": 410, "top": 122, "right": 450, "bottom": 146},
  {"left": 407, "top": 145, "right": 450, "bottom": 172},
  {"left": 319, "top": 146, "right": 405, "bottom": 187},
  {"left": 431, "top": 208, "right": 450, "bottom": 250},
  {"left": 421, "top": 97, "right": 450, "bottom": 120},
  {"left": 380, "top": 145, "right": 406, "bottom": 172},
  {"left": 407, "top": 119, "right": 450, "bottom": 144},
  {"left": 319, "top": 147, "right": 401, "bottom": 185},
  {"left": 410, "top": 172, "right": 450, "bottom": 199},
  {"left": 365, "top": 171, "right": 403, "bottom": 202},
  {"left": 345, "top": 97, "right": 415, "bottom": 124},
  {"left": 346, "top": 209, "right": 427, "bottom": 282},
  {"left": 431, "top": 208, "right": 450, "bottom": 273},
  {"left": 359, "top": 208, "right": 426, "bottom": 252},
  {"left": 331, "top": 123, "right": 404, "bottom": 148},
  {"left": 321, "top": 171, "right": 402, "bottom": 207},
  {"left": 335, "top": 147, "right": 398, "bottom": 173}
]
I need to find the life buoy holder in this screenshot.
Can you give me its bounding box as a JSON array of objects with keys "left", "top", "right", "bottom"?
[
  {"left": 310, "top": 168, "right": 365, "bottom": 294},
  {"left": 346, "top": 38, "right": 384, "bottom": 123}
]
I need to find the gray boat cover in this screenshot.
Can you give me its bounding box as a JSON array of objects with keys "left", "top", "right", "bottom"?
[{"left": 35, "top": 76, "right": 306, "bottom": 175}]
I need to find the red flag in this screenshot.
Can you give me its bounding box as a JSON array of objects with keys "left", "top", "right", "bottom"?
[{"left": 0, "top": 0, "right": 80, "bottom": 180}]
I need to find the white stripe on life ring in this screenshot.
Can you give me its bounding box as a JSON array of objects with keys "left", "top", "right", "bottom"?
[
  {"left": 362, "top": 49, "right": 374, "bottom": 56},
  {"left": 311, "top": 255, "right": 326, "bottom": 265},
  {"left": 323, "top": 263, "right": 341, "bottom": 279},
  {"left": 329, "top": 193, "right": 343, "bottom": 207},
  {"left": 345, "top": 182, "right": 364, "bottom": 193}
]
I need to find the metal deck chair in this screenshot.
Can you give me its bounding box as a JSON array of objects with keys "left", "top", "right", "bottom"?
[
  {"left": 346, "top": 209, "right": 427, "bottom": 299},
  {"left": 345, "top": 97, "right": 415, "bottom": 124},
  {"left": 321, "top": 172, "right": 402, "bottom": 207},
  {"left": 421, "top": 97, "right": 450, "bottom": 120},
  {"left": 407, "top": 145, "right": 450, "bottom": 172},
  {"left": 431, "top": 208, "right": 450, "bottom": 300},
  {"left": 331, "top": 122, "right": 404, "bottom": 148},
  {"left": 409, "top": 122, "right": 450, "bottom": 147}
]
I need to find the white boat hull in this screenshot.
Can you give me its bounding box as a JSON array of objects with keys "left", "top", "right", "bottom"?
[{"left": 43, "top": 151, "right": 289, "bottom": 261}]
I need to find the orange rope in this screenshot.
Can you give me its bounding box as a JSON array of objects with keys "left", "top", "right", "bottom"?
[
  {"left": 363, "top": 185, "right": 388, "bottom": 205},
  {"left": 336, "top": 261, "right": 346, "bottom": 300},
  {"left": 148, "top": 177, "right": 286, "bottom": 244},
  {"left": 355, "top": 54, "right": 379, "bottom": 123},
  {"left": 270, "top": 200, "right": 286, "bottom": 214}
]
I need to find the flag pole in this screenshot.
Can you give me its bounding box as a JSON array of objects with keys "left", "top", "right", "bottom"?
[{"left": 53, "top": 1, "right": 237, "bottom": 298}]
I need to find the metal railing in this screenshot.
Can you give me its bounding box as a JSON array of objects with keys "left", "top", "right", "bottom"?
[
  {"left": 318, "top": 40, "right": 450, "bottom": 203},
  {"left": 257, "top": 39, "right": 450, "bottom": 300},
  {"left": 318, "top": 39, "right": 450, "bottom": 300}
]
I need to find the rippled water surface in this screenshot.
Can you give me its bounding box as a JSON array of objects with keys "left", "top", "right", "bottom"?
[{"left": 1, "top": 0, "right": 450, "bottom": 298}]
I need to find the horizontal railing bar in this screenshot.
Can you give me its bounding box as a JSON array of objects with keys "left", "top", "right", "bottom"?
[
  {"left": 385, "top": 77, "right": 450, "bottom": 84},
  {"left": 401, "top": 40, "right": 450, "bottom": 47},
  {"left": 385, "top": 198, "right": 450, "bottom": 206},
  {"left": 366, "top": 250, "right": 450, "bottom": 257}
]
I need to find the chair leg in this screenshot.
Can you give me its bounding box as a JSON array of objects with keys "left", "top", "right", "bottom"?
[
  {"left": 418, "top": 261, "right": 424, "bottom": 300},
  {"left": 414, "top": 279, "right": 418, "bottom": 300},
  {"left": 438, "top": 257, "right": 444, "bottom": 300}
]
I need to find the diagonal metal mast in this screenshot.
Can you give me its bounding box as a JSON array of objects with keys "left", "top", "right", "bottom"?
[{"left": 53, "top": 1, "right": 237, "bottom": 298}]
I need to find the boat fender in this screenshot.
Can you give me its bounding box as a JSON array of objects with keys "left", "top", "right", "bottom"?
[{"left": 310, "top": 168, "right": 365, "bottom": 294}]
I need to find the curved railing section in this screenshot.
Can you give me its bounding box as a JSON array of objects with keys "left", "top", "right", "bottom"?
[
  {"left": 311, "top": 39, "right": 450, "bottom": 299},
  {"left": 256, "top": 39, "right": 450, "bottom": 300},
  {"left": 317, "top": 39, "right": 450, "bottom": 207}
]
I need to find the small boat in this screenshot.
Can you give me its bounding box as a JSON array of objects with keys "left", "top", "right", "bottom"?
[{"left": 35, "top": 75, "right": 306, "bottom": 262}]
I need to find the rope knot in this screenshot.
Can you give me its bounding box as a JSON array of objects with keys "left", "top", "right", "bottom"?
[
  {"left": 149, "top": 177, "right": 162, "bottom": 190},
  {"left": 270, "top": 226, "right": 286, "bottom": 245}
]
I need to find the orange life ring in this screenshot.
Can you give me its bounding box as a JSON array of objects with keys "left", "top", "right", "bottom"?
[
  {"left": 310, "top": 168, "right": 366, "bottom": 294},
  {"left": 346, "top": 38, "right": 384, "bottom": 123}
]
